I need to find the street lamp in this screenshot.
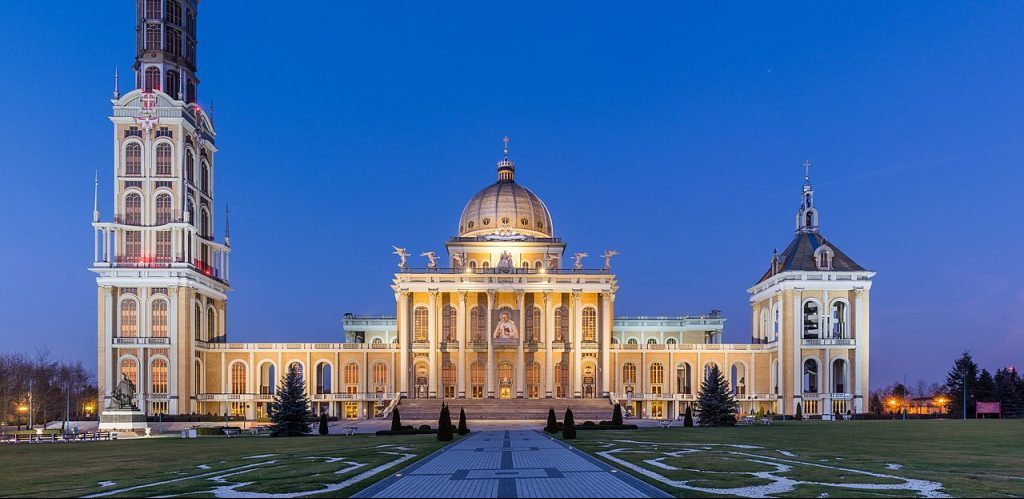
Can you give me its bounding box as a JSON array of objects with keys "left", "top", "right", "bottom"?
[
  {"left": 17, "top": 405, "right": 28, "bottom": 432},
  {"left": 887, "top": 398, "right": 898, "bottom": 417}
]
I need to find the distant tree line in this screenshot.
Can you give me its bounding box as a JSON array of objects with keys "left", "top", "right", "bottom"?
[
  {"left": 0, "top": 349, "right": 97, "bottom": 428},
  {"left": 868, "top": 351, "right": 1022, "bottom": 419}
]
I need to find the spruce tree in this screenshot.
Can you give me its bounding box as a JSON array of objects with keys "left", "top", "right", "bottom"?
[
  {"left": 457, "top": 407, "right": 469, "bottom": 435},
  {"left": 391, "top": 407, "right": 403, "bottom": 432},
  {"left": 945, "top": 351, "right": 979, "bottom": 418},
  {"left": 269, "top": 363, "right": 312, "bottom": 437},
  {"left": 795, "top": 402, "right": 803, "bottom": 420},
  {"left": 612, "top": 404, "right": 623, "bottom": 426},
  {"left": 437, "top": 403, "right": 453, "bottom": 441},
  {"left": 545, "top": 408, "right": 558, "bottom": 433},
  {"left": 995, "top": 368, "right": 1022, "bottom": 419},
  {"left": 318, "top": 412, "right": 328, "bottom": 435},
  {"left": 562, "top": 408, "right": 576, "bottom": 439},
  {"left": 683, "top": 405, "right": 694, "bottom": 427},
  {"left": 977, "top": 369, "right": 997, "bottom": 403},
  {"left": 695, "top": 364, "right": 738, "bottom": 426}
]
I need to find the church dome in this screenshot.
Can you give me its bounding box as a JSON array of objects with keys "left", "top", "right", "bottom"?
[{"left": 458, "top": 140, "right": 553, "bottom": 238}]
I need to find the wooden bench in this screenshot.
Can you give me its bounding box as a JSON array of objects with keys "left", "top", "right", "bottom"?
[
  {"left": 340, "top": 427, "right": 358, "bottom": 436},
  {"left": 222, "top": 428, "right": 242, "bottom": 438},
  {"left": 658, "top": 420, "right": 672, "bottom": 428}
]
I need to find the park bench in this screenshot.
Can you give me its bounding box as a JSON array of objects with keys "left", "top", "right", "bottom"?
[
  {"left": 759, "top": 417, "right": 772, "bottom": 425},
  {"left": 222, "top": 428, "right": 241, "bottom": 437},
  {"left": 658, "top": 420, "right": 672, "bottom": 428},
  {"left": 341, "top": 427, "right": 358, "bottom": 436},
  {"left": 842, "top": 414, "right": 852, "bottom": 421}
]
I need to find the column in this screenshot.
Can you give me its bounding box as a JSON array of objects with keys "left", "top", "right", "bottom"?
[
  {"left": 428, "top": 290, "right": 438, "bottom": 398},
  {"left": 516, "top": 291, "right": 526, "bottom": 398},
  {"left": 601, "top": 292, "right": 613, "bottom": 397},
  {"left": 571, "top": 291, "right": 582, "bottom": 398},
  {"left": 486, "top": 290, "right": 495, "bottom": 398},
  {"left": 854, "top": 288, "right": 866, "bottom": 413},
  {"left": 397, "top": 291, "right": 410, "bottom": 397},
  {"left": 457, "top": 292, "right": 467, "bottom": 398},
  {"left": 103, "top": 287, "right": 114, "bottom": 404},
  {"left": 544, "top": 292, "right": 554, "bottom": 398},
  {"left": 792, "top": 289, "right": 803, "bottom": 414}
]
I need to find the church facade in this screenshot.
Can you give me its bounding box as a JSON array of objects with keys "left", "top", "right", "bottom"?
[{"left": 93, "top": 0, "right": 874, "bottom": 422}]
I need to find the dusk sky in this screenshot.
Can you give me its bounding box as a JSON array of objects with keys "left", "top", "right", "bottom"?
[{"left": 1, "top": 1, "right": 1021, "bottom": 388}]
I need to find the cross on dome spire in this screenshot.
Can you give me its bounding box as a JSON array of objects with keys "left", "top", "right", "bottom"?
[
  {"left": 796, "top": 160, "right": 819, "bottom": 232},
  {"left": 503, "top": 135, "right": 510, "bottom": 159},
  {"left": 497, "top": 135, "right": 515, "bottom": 182}
]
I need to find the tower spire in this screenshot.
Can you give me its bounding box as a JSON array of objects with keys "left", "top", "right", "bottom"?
[
  {"left": 113, "top": 67, "right": 120, "bottom": 99},
  {"left": 497, "top": 135, "right": 515, "bottom": 182},
  {"left": 92, "top": 170, "right": 100, "bottom": 222},
  {"left": 224, "top": 204, "right": 231, "bottom": 246},
  {"left": 796, "top": 160, "right": 818, "bottom": 232}
]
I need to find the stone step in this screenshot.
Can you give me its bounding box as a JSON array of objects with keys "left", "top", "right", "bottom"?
[{"left": 394, "top": 398, "right": 616, "bottom": 421}]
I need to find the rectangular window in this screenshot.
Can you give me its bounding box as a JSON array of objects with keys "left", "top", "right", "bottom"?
[
  {"left": 124, "top": 231, "right": 142, "bottom": 259},
  {"left": 156, "top": 231, "right": 171, "bottom": 262},
  {"left": 471, "top": 386, "right": 483, "bottom": 399},
  {"left": 344, "top": 402, "right": 359, "bottom": 420},
  {"left": 151, "top": 401, "right": 168, "bottom": 415}
]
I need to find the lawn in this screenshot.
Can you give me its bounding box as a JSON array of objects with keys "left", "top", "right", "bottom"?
[
  {"left": 569, "top": 419, "right": 1024, "bottom": 498},
  {"left": 0, "top": 433, "right": 450, "bottom": 498}
]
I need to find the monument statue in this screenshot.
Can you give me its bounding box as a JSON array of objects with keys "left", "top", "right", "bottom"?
[
  {"left": 573, "top": 252, "right": 588, "bottom": 270},
  {"left": 451, "top": 252, "right": 465, "bottom": 268},
  {"left": 602, "top": 250, "right": 620, "bottom": 270},
  {"left": 111, "top": 374, "right": 138, "bottom": 410},
  {"left": 420, "top": 251, "right": 438, "bottom": 269},
  {"left": 392, "top": 245, "right": 409, "bottom": 268},
  {"left": 497, "top": 251, "right": 514, "bottom": 273}
]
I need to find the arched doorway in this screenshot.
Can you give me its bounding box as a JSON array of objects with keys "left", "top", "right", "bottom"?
[
  {"left": 498, "top": 362, "right": 514, "bottom": 399},
  {"left": 414, "top": 363, "right": 429, "bottom": 399},
  {"left": 582, "top": 364, "right": 597, "bottom": 398}
]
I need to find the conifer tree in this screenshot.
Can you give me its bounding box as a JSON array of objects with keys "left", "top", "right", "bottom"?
[
  {"left": 457, "top": 407, "right": 469, "bottom": 435},
  {"left": 269, "top": 363, "right": 312, "bottom": 437},
  {"left": 795, "top": 402, "right": 803, "bottom": 420},
  {"left": 562, "top": 408, "right": 576, "bottom": 439},
  {"left": 391, "top": 407, "right": 403, "bottom": 432},
  {"left": 318, "top": 412, "right": 328, "bottom": 435},
  {"left": 437, "top": 403, "right": 453, "bottom": 441},
  {"left": 612, "top": 403, "right": 624, "bottom": 426},
  {"left": 545, "top": 408, "right": 558, "bottom": 433},
  {"left": 945, "top": 351, "right": 979, "bottom": 418},
  {"left": 683, "top": 405, "right": 694, "bottom": 427},
  {"left": 695, "top": 364, "right": 738, "bottom": 426}
]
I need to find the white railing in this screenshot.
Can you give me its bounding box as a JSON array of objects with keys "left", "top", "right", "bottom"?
[
  {"left": 802, "top": 338, "right": 856, "bottom": 347},
  {"left": 609, "top": 343, "right": 774, "bottom": 352}
]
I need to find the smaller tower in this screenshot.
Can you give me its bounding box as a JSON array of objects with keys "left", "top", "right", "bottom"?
[
  {"left": 796, "top": 160, "right": 819, "bottom": 232},
  {"left": 135, "top": 0, "right": 200, "bottom": 102},
  {"left": 497, "top": 136, "right": 515, "bottom": 182}
]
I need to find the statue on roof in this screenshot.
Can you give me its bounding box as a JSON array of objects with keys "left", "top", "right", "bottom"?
[
  {"left": 420, "top": 251, "right": 438, "bottom": 269},
  {"left": 392, "top": 246, "right": 409, "bottom": 268},
  {"left": 602, "top": 250, "right": 620, "bottom": 270},
  {"left": 573, "top": 252, "right": 588, "bottom": 270}
]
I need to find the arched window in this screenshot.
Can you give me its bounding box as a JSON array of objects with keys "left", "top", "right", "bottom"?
[
  {"left": 343, "top": 363, "right": 358, "bottom": 394},
  {"left": 200, "top": 209, "right": 210, "bottom": 238},
  {"left": 772, "top": 303, "right": 781, "bottom": 341},
  {"left": 526, "top": 306, "right": 541, "bottom": 342},
  {"left": 151, "top": 300, "right": 167, "bottom": 337},
  {"left": 470, "top": 362, "right": 486, "bottom": 399},
  {"left": 582, "top": 307, "right": 597, "bottom": 342},
  {"left": 372, "top": 337, "right": 383, "bottom": 345},
  {"left": 155, "top": 193, "right": 173, "bottom": 225},
  {"left": 145, "top": 0, "right": 161, "bottom": 19},
  {"left": 120, "top": 299, "right": 138, "bottom": 337},
  {"left": 815, "top": 245, "right": 834, "bottom": 271},
  {"left": 647, "top": 338, "right": 658, "bottom": 345},
  {"left": 194, "top": 359, "right": 203, "bottom": 395},
  {"left": 627, "top": 338, "right": 638, "bottom": 345},
  {"left": 704, "top": 362, "right": 720, "bottom": 382},
  {"left": 165, "top": 26, "right": 182, "bottom": 57},
  {"left": 372, "top": 363, "right": 388, "bottom": 393},
  {"left": 289, "top": 362, "right": 304, "bottom": 380},
  {"left": 120, "top": 357, "right": 138, "bottom": 386},
  {"left": 315, "top": 362, "right": 332, "bottom": 394},
  {"left": 666, "top": 338, "right": 677, "bottom": 345},
  {"left": 193, "top": 303, "right": 203, "bottom": 341},
  {"left": 166, "top": 0, "right": 182, "bottom": 25},
  {"left": 165, "top": 70, "right": 181, "bottom": 100},
  {"left": 803, "top": 359, "right": 819, "bottom": 393},
  {"left": 413, "top": 306, "right": 428, "bottom": 343},
  {"left": 760, "top": 308, "right": 770, "bottom": 343},
  {"left": 731, "top": 363, "right": 747, "bottom": 395},
  {"left": 649, "top": 363, "right": 665, "bottom": 389},
  {"left": 207, "top": 308, "right": 216, "bottom": 340},
  {"left": 230, "top": 363, "right": 247, "bottom": 394},
  {"left": 201, "top": 161, "right": 210, "bottom": 193},
  {"left": 771, "top": 359, "right": 780, "bottom": 395},
  {"left": 144, "top": 66, "right": 160, "bottom": 91},
  {"left": 481, "top": 261, "right": 489, "bottom": 269},
  {"left": 554, "top": 305, "right": 569, "bottom": 342},
  {"left": 155, "top": 143, "right": 172, "bottom": 176},
  {"left": 471, "top": 305, "right": 486, "bottom": 342},
  {"left": 554, "top": 362, "right": 569, "bottom": 398},
  {"left": 442, "top": 361, "right": 456, "bottom": 398},
  {"left": 676, "top": 362, "right": 692, "bottom": 395},
  {"left": 441, "top": 305, "right": 456, "bottom": 342},
  {"left": 832, "top": 359, "right": 848, "bottom": 394},
  {"left": 124, "top": 192, "right": 142, "bottom": 225},
  {"left": 526, "top": 362, "right": 541, "bottom": 399},
  {"left": 145, "top": 24, "right": 161, "bottom": 52},
  {"left": 622, "top": 363, "right": 637, "bottom": 385},
  {"left": 151, "top": 358, "right": 168, "bottom": 394},
  {"left": 803, "top": 301, "right": 821, "bottom": 339},
  {"left": 125, "top": 142, "right": 142, "bottom": 175},
  {"left": 260, "top": 363, "right": 276, "bottom": 395},
  {"left": 831, "top": 301, "right": 848, "bottom": 339},
  {"left": 185, "top": 150, "right": 195, "bottom": 183}
]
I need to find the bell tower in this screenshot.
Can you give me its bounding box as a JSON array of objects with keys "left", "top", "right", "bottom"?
[
  {"left": 135, "top": 0, "right": 200, "bottom": 102},
  {"left": 93, "top": 0, "right": 229, "bottom": 418}
]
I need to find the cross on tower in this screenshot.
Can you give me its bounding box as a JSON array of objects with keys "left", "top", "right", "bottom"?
[
  {"left": 802, "top": 159, "right": 812, "bottom": 179},
  {"left": 502, "top": 136, "right": 510, "bottom": 159},
  {"left": 141, "top": 91, "right": 157, "bottom": 111}
]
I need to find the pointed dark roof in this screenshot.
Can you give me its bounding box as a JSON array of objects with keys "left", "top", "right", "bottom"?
[{"left": 757, "top": 231, "right": 865, "bottom": 284}]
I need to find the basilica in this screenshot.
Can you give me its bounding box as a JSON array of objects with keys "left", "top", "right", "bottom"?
[{"left": 93, "top": 0, "right": 874, "bottom": 423}]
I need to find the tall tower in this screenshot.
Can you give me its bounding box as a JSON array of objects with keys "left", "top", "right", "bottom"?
[
  {"left": 135, "top": 0, "right": 200, "bottom": 102},
  {"left": 747, "top": 163, "right": 874, "bottom": 415},
  {"left": 93, "top": 0, "right": 229, "bottom": 417}
]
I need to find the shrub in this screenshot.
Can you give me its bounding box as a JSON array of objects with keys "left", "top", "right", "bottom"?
[
  {"left": 457, "top": 408, "right": 470, "bottom": 435},
  {"left": 683, "top": 406, "right": 694, "bottom": 427},
  {"left": 318, "top": 412, "right": 328, "bottom": 436},
  {"left": 544, "top": 408, "right": 558, "bottom": 433},
  {"left": 437, "top": 404, "right": 453, "bottom": 442},
  {"left": 562, "top": 409, "right": 576, "bottom": 440},
  {"left": 796, "top": 403, "right": 803, "bottom": 420},
  {"left": 418, "top": 424, "right": 431, "bottom": 432},
  {"left": 391, "top": 408, "right": 403, "bottom": 432},
  {"left": 612, "top": 404, "right": 624, "bottom": 426}
]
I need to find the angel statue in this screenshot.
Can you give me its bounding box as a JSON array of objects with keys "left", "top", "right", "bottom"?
[
  {"left": 602, "top": 250, "right": 620, "bottom": 270},
  {"left": 573, "top": 252, "right": 588, "bottom": 270},
  {"left": 451, "top": 252, "right": 465, "bottom": 268},
  {"left": 497, "top": 251, "right": 514, "bottom": 272},
  {"left": 392, "top": 245, "right": 410, "bottom": 268},
  {"left": 543, "top": 253, "right": 557, "bottom": 270},
  {"left": 421, "top": 251, "right": 438, "bottom": 269}
]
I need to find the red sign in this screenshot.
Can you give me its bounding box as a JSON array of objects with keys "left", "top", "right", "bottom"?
[{"left": 976, "top": 402, "right": 1001, "bottom": 415}]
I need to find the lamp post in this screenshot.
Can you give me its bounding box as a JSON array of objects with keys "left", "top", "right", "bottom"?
[{"left": 17, "top": 405, "right": 28, "bottom": 432}]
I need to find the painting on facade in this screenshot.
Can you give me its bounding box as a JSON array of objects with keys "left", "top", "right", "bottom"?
[{"left": 492, "top": 308, "right": 520, "bottom": 343}]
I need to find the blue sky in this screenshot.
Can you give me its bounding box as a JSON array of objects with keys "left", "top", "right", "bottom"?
[{"left": 0, "top": 1, "right": 1021, "bottom": 388}]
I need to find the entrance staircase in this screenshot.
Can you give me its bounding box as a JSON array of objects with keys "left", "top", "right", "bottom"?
[{"left": 394, "top": 397, "right": 615, "bottom": 421}]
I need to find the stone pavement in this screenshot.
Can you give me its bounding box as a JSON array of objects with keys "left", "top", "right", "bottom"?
[{"left": 355, "top": 430, "right": 670, "bottom": 498}]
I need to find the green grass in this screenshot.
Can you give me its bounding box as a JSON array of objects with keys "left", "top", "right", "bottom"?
[
  {"left": 0, "top": 433, "right": 450, "bottom": 498},
  {"left": 569, "top": 420, "right": 1024, "bottom": 498}
]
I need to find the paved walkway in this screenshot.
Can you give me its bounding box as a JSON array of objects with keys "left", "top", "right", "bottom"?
[{"left": 355, "top": 430, "right": 670, "bottom": 498}]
